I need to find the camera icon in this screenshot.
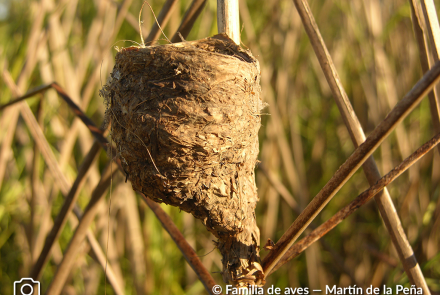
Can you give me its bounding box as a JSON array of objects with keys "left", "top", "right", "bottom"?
[{"left": 13, "top": 278, "right": 40, "bottom": 295}]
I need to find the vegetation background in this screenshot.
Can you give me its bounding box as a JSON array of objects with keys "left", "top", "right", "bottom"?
[{"left": 0, "top": 0, "right": 439, "bottom": 294}]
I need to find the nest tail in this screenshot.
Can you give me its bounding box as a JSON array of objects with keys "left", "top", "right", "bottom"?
[{"left": 101, "top": 34, "right": 266, "bottom": 286}]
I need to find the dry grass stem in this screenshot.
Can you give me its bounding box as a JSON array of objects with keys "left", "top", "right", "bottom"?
[
  {"left": 417, "top": 0, "right": 440, "bottom": 153},
  {"left": 85, "top": 230, "right": 126, "bottom": 295},
  {"left": 2, "top": 75, "right": 71, "bottom": 195},
  {"left": 142, "top": 197, "right": 220, "bottom": 294},
  {"left": 262, "top": 59, "right": 440, "bottom": 280},
  {"left": 264, "top": 0, "right": 432, "bottom": 290},
  {"left": 268, "top": 130, "right": 440, "bottom": 275},
  {"left": 258, "top": 164, "right": 299, "bottom": 213}
]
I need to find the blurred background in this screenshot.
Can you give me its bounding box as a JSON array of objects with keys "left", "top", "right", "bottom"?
[{"left": 0, "top": 0, "right": 439, "bottom": 294}]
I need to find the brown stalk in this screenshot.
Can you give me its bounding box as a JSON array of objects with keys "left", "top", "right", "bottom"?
[
  {"left": 145, "top": 0, "right": 179, "bottom": 43},
  {"left": 268, "top": 131, "right": 440, "bottom": 274},
  {"left": 0, "top": 82, "right": 220, "bottom": 295},
  {"left": 45, "top": 161, "right": 122, "bottom": 295},
  {"left": 415, "top": 0, "right": 440, "bottom": 154},
  {"left": 0, "top": 84, "right": 53, "bottom": 110},
  {"left": 264, "top": 0, "right": 431, "bottom": 291},
  {"left": 260, "top": 163, "right": 361, "bottom": 285},
  {"left": 141, "top": 196, "right": 220, "bottom": 295},
  {"left": 262, "top": 56, "right": 440, "bottom": 282},
  {"left": 171, "top": 0, "right": 207, "bottom": 42}
]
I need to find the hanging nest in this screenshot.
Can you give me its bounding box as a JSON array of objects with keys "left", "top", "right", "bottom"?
[{"left": 101, "top": 33, "right": 266, "bottom": 286}]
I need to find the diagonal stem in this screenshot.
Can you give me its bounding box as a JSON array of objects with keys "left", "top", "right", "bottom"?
[
  {"left": 268, "top": 131, "right": 440, "bottom": 274},
  {"left": 142, "top": 196, "right": 219, "bottom": 294},
  {"left": 30, "top": 141, "right": 101, "bottom": 280},
  {"left": 262, "top": 56, "right": 440, "bottom": 281},
  {"left": 262, "top": 0, "right": 432, "bottom": 291}
]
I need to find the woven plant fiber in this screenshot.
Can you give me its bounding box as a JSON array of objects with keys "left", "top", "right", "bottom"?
[{"left": 101, "top": 34, "right": 265, "bottom": 285}]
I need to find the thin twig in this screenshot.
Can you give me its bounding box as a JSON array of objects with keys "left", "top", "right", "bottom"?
[
  {"left": 267, "top": 131, "right": 440, "bottom": 274},
  {"left": 262, "top": 58, "right": 440, "bottom": 278},
  {"left": 139, "top": 1, "right": 171, "bottom": 46},
  {"left": 0, "top": 84, "right": 52, "bottom": 111}
]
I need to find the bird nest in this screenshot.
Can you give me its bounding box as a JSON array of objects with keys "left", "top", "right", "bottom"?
[{"left": 101, "top": 34, "right": 266, "bottom": 286}]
